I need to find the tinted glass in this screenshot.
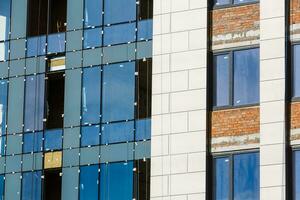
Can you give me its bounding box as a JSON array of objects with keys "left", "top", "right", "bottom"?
[
  {"left": 81, "top": 125, "right": 100, "bottom": 147},
  {"left": 84, "top": 28, "right": 102, "bottom": 49},
  {"left": 136, "top": 118, "right": 151, "bottom": 141},
  {"left": 102, "top": 62, "right": 135, "bottom": 122},
  {"left": 0, "top": 41, "right": 9, "bottom": 61},
  {"left": 100, "top": 162, "right": 133, "bottom": 200},
  {"left": 234, "top": 0, "right": 257, "bottom": 4},
  {"left": 26, "top": 36, "right": 47, "bottom": 57},
  {"left": 0, "top": 175, "right": 3, "bottom": 200},
  {"left": 233, "top": 153, "right": 259, "bottom": 200},
  {"left": 214, "top": 0, "right": 230, "bottom": 6},
  {"left": 0, "top": 137, "right": 5, "bottom": 156},
  {"left": 23, "top": 132, "right": 43, "bottom": 153},
  {"left": 0, "top": 0, "right": 11, "bottom": 41},
  {"left": 0, "top": 80, "right": 7, "bottom": 136},
  {"left": 214, "top": 157, "right": 230, "bottom": 200},
  {"left": 80, "top": 165, "right": 99, "bottom": 200},
  {"left": 104, "top": 0, "right": 136, "bottom": 24},
  {"left": 47, "top": 33, "right": 66, "bottom": 54},
  {"left": 24, "top": 75, "right": 45, "bottom": 132},
  {"left": 104, "top": 23, "right": 136, "bottom": 46},
  {"left": 84, "top": 0, "right": 103, "bottom": 27},
  {"left": 44, "top": 129, "right": 62, "bottom": 151},
  {"left": 101, "top": 121, "right": 134, "bottom": 144},
  {"left": 295, "top": 151, "right": 300, "bottom": 200},
  {"left": 82, "top": 67, "right": 101, "bottom": 124},
  {"left": 214, "top": 54, "right": 230, "bottom": 107},
  {"left": 138, "top": 20, "right": 153, "bottom": 41},
  {"left": 233, "top": 48, "right": 259, "bottom": 106},
  {"left": 22, "top": 171, "right": 42, "bottom": 200},
  {"left": 293, "top": 45, "right": 300, "bottom": 97}
]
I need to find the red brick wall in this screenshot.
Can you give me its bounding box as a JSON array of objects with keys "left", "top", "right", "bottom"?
[
  {"left": 211, "top": 4, "right": 260, "bottom": 46},
  {"left": 291, "top": 102, "right": 300, "bottom": 129},
  {"left": 291, "top": 0, "right": 300, "bottom": 25},
  {"left": 211, "top": 107, "right": 260, "bottom": 138}
]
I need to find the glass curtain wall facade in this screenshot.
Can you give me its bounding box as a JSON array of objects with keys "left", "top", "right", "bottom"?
[{"left": 0, "top": 0, "right": 152, "bottom": 199}]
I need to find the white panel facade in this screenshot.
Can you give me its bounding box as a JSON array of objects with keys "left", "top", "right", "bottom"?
[{"left": 151, "top": 0, "right": 207, "bottom": 199}]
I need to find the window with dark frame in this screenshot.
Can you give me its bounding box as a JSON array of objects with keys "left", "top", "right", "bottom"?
[
  {"left": 43, "top": 169, "right": 62, "bottom": 200},
  {"left": 213, "top": 48, "right": 259, "bottom": 108},
  {"left": 213, "top": 152, "right": 259, "bottom": 200},
  {"left": 213, "top": 0, "right": 258, "bottom": 7},
  {"left": 293, "top": 44, "right": 300, "bottom": 98}
]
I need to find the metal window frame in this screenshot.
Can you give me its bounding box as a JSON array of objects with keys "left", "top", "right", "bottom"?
[{"left": 211, "top": 0, "right": 259, "bottom": 10}]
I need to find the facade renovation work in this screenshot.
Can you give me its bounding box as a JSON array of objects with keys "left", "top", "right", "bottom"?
[{"left": 0, "top": 0, "right": 300, "bottom": 199}]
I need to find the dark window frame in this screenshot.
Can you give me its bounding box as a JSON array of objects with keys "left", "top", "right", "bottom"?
[
  {"left": 212, "top": 46, "right": 260, "bottom": 110},
  {"left": 211, "top": 0, "right": 259, "bottom": 10},
  {"left": 291, "top": 43, "right": 300, "bottom": 101},
  {"left": 212, "top": 150, "right": 259, "bottom": 200}
]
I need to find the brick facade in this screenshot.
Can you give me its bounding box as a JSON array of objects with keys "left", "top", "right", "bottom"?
[
  {"left": 291, "top": 102, "right": 300, "bottom": 130},
  {"left": 291, "top": 0, "right": 300, "bottom": 25},
  {"left": 211, "top": 106, "right": 260, "bottom": 138},
  {"left": 211, "top": 4, "right": 260, "bottom": 47}
]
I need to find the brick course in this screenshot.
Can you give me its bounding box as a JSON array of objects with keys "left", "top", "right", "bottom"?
[
  {"left": 291, "top": 102, "right": 300, "bottom": 130},
  {"left": 211, "top": 106, "right": 260, "bottom": 138},
  {"left": 291, "top": 0, "right": 300, "bottom": 25}
]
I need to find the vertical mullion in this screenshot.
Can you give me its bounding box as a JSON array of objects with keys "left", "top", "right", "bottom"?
[{"left": 229, "top": 51, "right": 234, "bottom": 106}]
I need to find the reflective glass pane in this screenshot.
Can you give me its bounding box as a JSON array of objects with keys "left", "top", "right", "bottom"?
[
  {"left": 84, "top": 28, "right": 102, "bottom": 49},
  {"left": 0, "top": 175, "right": 3, "bottom": 200},
  {"left": 84, "top": 0, "right": 103, "bottom": 27},
  {"left": 24, "top": 74, "right": 45, "bottom": 132},
  {"left": 101, "top": 121, "right": 134, "bottom": 144},
  {"left": 104, "top": 0, "right": 136, "bottom": 24},
  {"left": 0, "top": 80, "right": 7, "bottom": 136},
  {"left": 138, "top": 20, "right": 152, "bottom": 41},
  {"left": 47, "top": 33, "right": 66, "bottom": 54},
  {"left": 26, "top": 36, "right": 47, "bottom": 57},
  {"left": 0, "top": 41, "right": 9, "bottom": 61},
  {"left": 23, "top": 132, "right": 43, "bottom": 153},
  {"left": 233, "top": 48, "right": 259, "bottom": 106},
  {"left": 102, "top": 62, "right": 135, "bottom": 122},
  {"left": 100, "top": 162, "right": 133, "bottom": 200},
  {"left": 80, "top": 165, "right": 98, "bottom": 200},
  {"left": 214, "top": 0, "right": 230, "bottom": 6},
  {"left": 233, "top": 153, "right": 259, "bottom": 200},
  {"left": 214, "top": 54, "right": 230, "bottom": 107},
  {"left": 293, "top": 45, "right": 300, "bottom": 97},
  {"left": 104, "top": 23, "right": 136, "bottom": 46},
  {"left": 0, "top": 0, "right": 11, "bottom": 41},
  {"left": 214, "top": 157, "right": 230, "bottom": 200},
  {"left": 81, "top": 125, "right": 100, "bottom": 147},
  {"left": 295, "top": 151, "right": 300, "bottom": 200},
  {"left": 136, "top": 118, "right": 151, "bottom": 141},
  {"left": 82, "top": 67, "right": 101, "bottom": 124},
  {"left": 44, "top": 129, "right": 62, "bottom": 151},
  {"left": 139, "top": 0, "right": 153, "bottom": 20},
  {"left": 0, "top": 137, "right": 5, "bottom": 156},
  {"left": 22, "top": 171, "right": 42, "bottom": 200},
  {"left": 234, "top": 0, "right": 256, "bottom": 4}
]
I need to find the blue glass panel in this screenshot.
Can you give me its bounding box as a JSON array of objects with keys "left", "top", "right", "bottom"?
[
  {"left": 214, "top": 157, "right": 230, "bottom": 200},
  {"left": 214, "top": 0, "right": 230, "bottom": 6},
  {"left": 0, "top": 80, "right": 7, "bottom": 136},
  {"left": 102, "top": 62, "right": 135, "bottom": 122},
  {"left": 82, "top": 67, "right": 101, "bottom": 124},
  {"left": 234, "top": 0, "right": 257, "bottom": 4},
  {"left": 104, "top": 23, "right": 136, "bottom": 46},
  {"left": 101, "top": 121, "right": 134, "bottom": 144},
  {"left": 0, "top": 41, "right": 9, "bottom": 61},
  {"left": 47, "top": 33, "right": 66, "bottom": 54},
  {"left": 138, "top": 20, "right": 152, "bottom": 41},
  {"left": 214, "top": 54, "right": 230, "bottom": 107},
  {"left": 293, "top": 45, "right": 300, "bottom": 97},
  {"left": 81, "top": 125, "right": 100, "bottom": 147},
  {"left": 26, "top": 36, "right": 47, "bottom": 57},
  {"left": 84, "top": 0, "right": 103, "bottom": 27},
  {"left": 104, "top": 0, "right": 136, "bottom": 24},
  {"left": 0, "top": 175, "right": 3, "bottom": 200},
  {"left": 24, "top": 74, "right": 45, "bottom": 132},
  {"left": 0, "top": 137, "right": 5, "bottom": 156},
  {"left": 44, "top": 129, "right": 62, "bottom": 151},
  {"left": 23, "top": 132, "right": 43, "bottom": 153},
  {"left": 136, "top": 118, "right": 151, "bottom": 141},
  {"left": 295, "top": 151, "right": 300, "bottom": 200},
  {"left": 233, "top": 153, "right": 259, "bottom": 200},
  {"left": 0, "top": 0, "right": 11, "bottom": 41},
  {"left": 233, "top": 48, "right": 259, "bottom": 106},
  {"left": 80, "top": 165, "right": 98, "bottom": 200},
  {"left": 84, "top": 28, "right": 102, "bottom": 49},
  {"left": 22, "top": 171, "right": 42, "bottom": 200},
  {"left": 100, "top": 162, "right": 133, "bottom": 200}
]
